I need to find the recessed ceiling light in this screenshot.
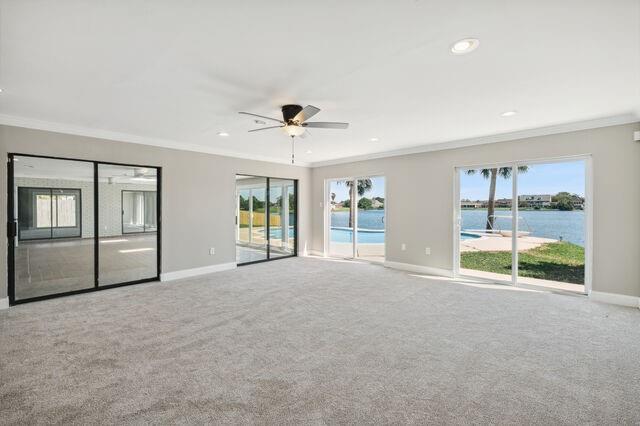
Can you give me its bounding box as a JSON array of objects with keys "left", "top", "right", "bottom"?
[
  {"left": 306, "top": 150, "right": 313, "bottom": 154},
  {"left": 450, "top": 38, "right": 479, "bottom": 55},
  {"left": 0, "top": 88, "right": 3, "bottom": 93},
  {"left": 500, "top": 110, "right": 517, "bottom": 117},
  {"left": 370, "top": 137, "right": 379, "bottom": 142},
  {"left": 217, "top": 131, "right": 229, "bottom": 137}
]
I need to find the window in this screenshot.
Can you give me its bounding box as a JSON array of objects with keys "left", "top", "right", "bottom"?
[
  {"left": 18, "top": 187, "right": 81, "bottom": 240},
  {"left": 122, "top": 190, "right": 157, "bottom": 234}
]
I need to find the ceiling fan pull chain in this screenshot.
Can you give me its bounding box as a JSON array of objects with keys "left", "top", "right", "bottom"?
[{"left": 291, "top": 135, "right": 295, "bottom": 164}]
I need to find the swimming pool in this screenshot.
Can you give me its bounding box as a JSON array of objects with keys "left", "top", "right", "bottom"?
[
  {"left": 330, "top": 228, "right": 481, "bottom": 243},
  {"left": 268, "top": 227, "right": 295, "bottom": 239},
  {"left": 331, "top": 228, "right": 384, "bottom": 243},
  {"left": 461, "top": 232, "right": 481, "bottom": 240}
]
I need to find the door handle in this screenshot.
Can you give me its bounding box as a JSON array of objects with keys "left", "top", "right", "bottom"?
[{"left": 7, "top": 221, "right": 17, "bottom": 238}]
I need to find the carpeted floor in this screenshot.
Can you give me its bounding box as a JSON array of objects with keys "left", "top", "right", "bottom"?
[{"left": 1, "top": 257, "right": 639, "bottom": 424}]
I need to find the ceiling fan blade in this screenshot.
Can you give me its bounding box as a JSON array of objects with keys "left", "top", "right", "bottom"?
[
  {"left": 293, "top": 105, "right": 321, "bottom": 123},
  {"left": 239, "top": 111, "right": 284, "bottom": 124},
  {"left": 248, "top": 125, "right": 284, "bottom": 132},
  {"left": 302, "top": 122, "right": 349, "bottom": 129}
]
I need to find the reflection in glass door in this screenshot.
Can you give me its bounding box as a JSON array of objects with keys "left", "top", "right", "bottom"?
[
  {"left": 8, "top": 155, "right": 162, "bottom": 304},
  {"left": 458, "top": 166, "right": 514, "bottom": 282},
  {"left": 98, "top": 165, "right": 159, "bottom": 286},
  {"left": 11, "top": 156, "right": 94, "bottom": 301},
  {"left": 122, "top": 190, "right": 157, "bottom": 233},
  {"left": 328, "top": 176, "right": 385, "bottom": 262}
]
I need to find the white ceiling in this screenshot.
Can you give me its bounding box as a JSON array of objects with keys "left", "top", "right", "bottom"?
[{"left": 1, "top": 1, "right": 639, "bottom": 166}]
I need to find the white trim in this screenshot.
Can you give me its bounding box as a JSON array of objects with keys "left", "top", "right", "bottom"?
[
  {"left": 589, "top": 291, "right": 640, "bottom": 309},
  {"left": 384, "top": 261, "right": 454, "bottom": 278},
  {"left": 310, "top": 114, "right": 639, "bottom": 168},
  {"left": 324, "top": 174, "right": 387, "bottom": 261},
  {"left": 0, "top": 114, "right": 311, "bottom": 167},
  {"left": 4, "top": 113, "right": 636, "bottom": 171},
  {"left": 160, "top": 262, "right": 237, "bottom": 282},
  {"left": 0, "top": 298, "right": 9, "bottom": 310},
  {"left": 306, "top": 249, "right": 326, "bottom": 257}
]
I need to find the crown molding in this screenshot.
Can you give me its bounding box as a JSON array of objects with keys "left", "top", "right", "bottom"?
[
  {"left": 2, "top": 112, "right": 638, "bottom": 170},
  {"left": 309, "top": 113, "right": 640, "bottom": 168},
  {"left": 0, "top": 114, "right": 311, "bottom": 167}
]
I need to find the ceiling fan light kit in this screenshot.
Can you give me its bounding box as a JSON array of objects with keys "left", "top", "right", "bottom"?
[{"left": 239, "top": 104, "right": 349, "bottom": 164}]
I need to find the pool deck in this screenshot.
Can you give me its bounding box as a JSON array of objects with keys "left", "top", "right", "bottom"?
[{"left": 461, "top": 234, "right": 557, "bottom": 252}]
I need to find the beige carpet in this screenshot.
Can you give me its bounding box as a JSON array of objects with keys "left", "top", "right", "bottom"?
[{"left": 1, "top": 257, "right": 639, "bottom": 424}]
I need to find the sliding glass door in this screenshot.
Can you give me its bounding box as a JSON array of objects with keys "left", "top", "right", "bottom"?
[
  {"left": 516, "top": 161, "right": 586, "bottom": 290},
  {"left": 458, "top": 166, "right": 514, "bottom": 282},
  {"left": 456, "top": 158, "right": 588, "bottom": 293},
  {"left": 7, "top": 154, "right": 161, "bottom": 305},
  {"left": 328, "top": 176, "right": 385, "bottom": 262},
  {"left": 235, "top": 175, "right": 297, "bottom": 265},
  {"left": 99, "top": 165, "right": 159, "bottom": 286},
  {"left": 11, "top": 157, "right": 95, "bottom": 301}
]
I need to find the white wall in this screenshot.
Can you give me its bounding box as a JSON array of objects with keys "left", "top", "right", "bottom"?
[
  {"left": 311, "top": 122, "right": 640, "bottom": 298},
  {"left": 0, "top": 125, "right": 312, "bottom": 300}
]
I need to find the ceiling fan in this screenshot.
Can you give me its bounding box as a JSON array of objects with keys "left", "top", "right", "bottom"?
[{"left": 239, "top": 104, "right": 349, "bottom": 164}]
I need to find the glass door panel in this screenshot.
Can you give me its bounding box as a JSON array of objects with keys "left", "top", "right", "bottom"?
[
  {"left": 459, "top": 166, "right": 514, "bottom": 282},
  {"left": 235, "top": 176, "right": 268, "bottom": 264},
  {"left": 98, "top": 164, "right": 158, "bottom": 286},
  {"left": 516, "top": 161, "right": 585, "bottom": 290},
  {"left": 269, "top": 179, "right": 295, "bottom": 258},
  {"left": 355, "top": 177, "right": 385, "bottom": 261},
  {"left": 329, "top": 179, "right": 354, "bottom": 258},
  {"left": 13, "top": 156, "right": 94, "bottom": 300}
]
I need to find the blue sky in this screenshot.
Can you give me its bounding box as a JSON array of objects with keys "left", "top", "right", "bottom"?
[
  {"left": 330, "top": 176, "right": 385, "bottom": 202},
  {"left": 460, "top": 160, "right": 585, "bottom": 200}
]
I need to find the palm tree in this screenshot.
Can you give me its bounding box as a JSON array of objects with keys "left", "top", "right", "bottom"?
[
  {"left": 340, "top": 179, "right": 372, "bottom": 228},
  {"left": 465, "top": 167, "right": 528, "bottom": 230}
]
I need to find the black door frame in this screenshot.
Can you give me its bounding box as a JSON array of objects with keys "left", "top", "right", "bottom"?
[
  {"left": 235, "top": 174, "right": 298, "bottom": 266},
  {"left": 7, "top": 153, "right": 162, "bottom": 305}
]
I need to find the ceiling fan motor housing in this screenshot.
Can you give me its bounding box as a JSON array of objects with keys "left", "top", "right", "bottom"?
[{"left": 281, "top": 104, "right": 303, "bottom": 123}]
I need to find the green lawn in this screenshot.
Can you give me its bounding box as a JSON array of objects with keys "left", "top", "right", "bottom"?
[{"left": 461, "top": 242, "right": 584, "bottom": 284}]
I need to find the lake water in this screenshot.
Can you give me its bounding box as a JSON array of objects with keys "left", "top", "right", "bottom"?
[
  {"left": 331, "top": 209, "right": 585, "bottom": 246},
  {"left": 331, "top": 210, "right": 385, "bottom": 230},
  {"left": 461, "top": 209, "right": 584, "bottom": 246}
]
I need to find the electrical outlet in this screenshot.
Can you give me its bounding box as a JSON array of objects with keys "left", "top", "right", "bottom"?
[
  {"left": 401, "top": 243, "right": 406, "bottom": 251},
  {"left": 425, "top": 247, "right": 431, "bottom": 255},
  {"left": 209, "top": 247, "right": 215, "bottom": 255}
]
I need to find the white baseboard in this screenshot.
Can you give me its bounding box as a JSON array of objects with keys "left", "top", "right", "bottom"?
[
  {"left": 306, "top": 250, "right": 325, "bottom": 257},
  {"left": 160, "top": 262, "right": 237, "bottom": 282},
  {"left": 589, "top": 291, "right": 640, "bottom": 308},
  {"left": 384, "top": 261, "right": 454, "bottom": 278},
  {"left": 0, "top": 298, "right": 8, "bottom": 310}
]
